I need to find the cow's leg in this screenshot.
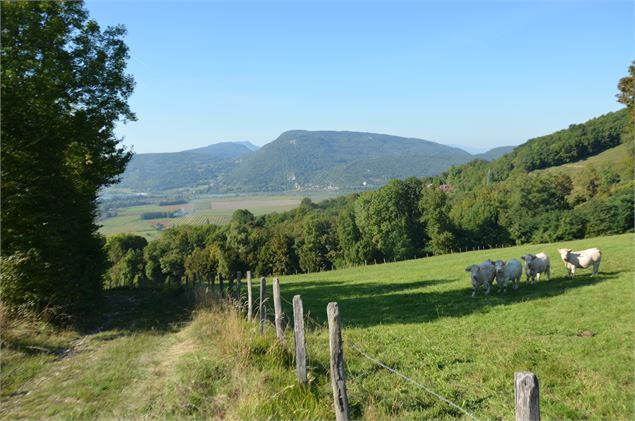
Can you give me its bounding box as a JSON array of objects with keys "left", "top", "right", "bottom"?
[
  {"left": 592, "top": 262, "right": 599, "bottom": 276},
  {"left": 546, "top": 265, "right": 551, "bottom": 280},
  {"left": 536, "top": 272, "right": 541, "bottom": 282},
  {"left": 484, "top": 281, "right": 491, "bottom": 295}
]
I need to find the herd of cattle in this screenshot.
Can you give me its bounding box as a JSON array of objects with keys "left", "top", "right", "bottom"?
[{"left": 466, "top": 247, "right": 602, "bottom": 296}]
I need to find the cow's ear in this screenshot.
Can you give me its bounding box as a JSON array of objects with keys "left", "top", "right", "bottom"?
[
  {"left": 465, "top": 267, "right": 471, "bottom": 272},
  {"left": 521, "top": 255, "right": 526, "bottom": 260}
]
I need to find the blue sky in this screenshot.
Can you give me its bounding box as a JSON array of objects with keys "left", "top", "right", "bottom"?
[{"left": 87, "top": 1, "right": 634, "bottom": 154}]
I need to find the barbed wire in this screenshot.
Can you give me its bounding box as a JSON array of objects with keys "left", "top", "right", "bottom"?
[
  {"left": 346, "top": 340, "right": 482, "bottom": 421},
  {"left": 270, "top": 286, "right": 483, "bottom": 420}
]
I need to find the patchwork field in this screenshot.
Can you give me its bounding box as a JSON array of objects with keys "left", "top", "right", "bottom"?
[
  {"left": 98, "top": 194, "right": 330, "bottom": 239},
  {"left": 2, "top": 233, "right": 633, "bottom": 419}
]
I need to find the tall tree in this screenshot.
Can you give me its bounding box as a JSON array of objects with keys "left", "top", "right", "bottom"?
[
  {"left": 1, "top": 1, "right": 135, "bottom": 318},
  {"left": 617, "top": 60, "right": 634, "bottom": 121}
]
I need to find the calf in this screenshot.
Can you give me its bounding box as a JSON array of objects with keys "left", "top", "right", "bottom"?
[
  {"left": 521, "top": 253, "right": 550, "bottom": 284},
  {"left": 465, "top": 260, "right": 496, "bottom": 297},
  {"left": 558, "top": 248, "right": 601, "bottom": 277},
  {"left": 494, "top": 259, "right": 522, "bottom": 292}
]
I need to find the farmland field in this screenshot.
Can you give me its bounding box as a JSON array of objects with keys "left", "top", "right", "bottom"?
[
  {"left": 98, "top": 193, "right": 336, "bottom": 239},
  {"left": 2, "top": 233, "right": 633, "bottom": 419}
]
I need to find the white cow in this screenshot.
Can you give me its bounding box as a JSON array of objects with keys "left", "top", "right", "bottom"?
[
  {"left": 558, "top": 248, "right": 602, "bottom": 277},
  {"left": 494, "top": 259, "right": 522, "bottom": 292},
  {"left": 521, "top": 253, "right": 551, "bottom": 284},
  {"left": 465, "top": 260, "right": 496, "bottom": 296}
]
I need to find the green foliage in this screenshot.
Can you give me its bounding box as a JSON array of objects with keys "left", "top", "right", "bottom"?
[
  {"left": 298, "top": 214, "right": 338, "bottom": 272},
  {"left": 104, "top": 234, "right": 148, "bottom": 288},
  {"left": 617, "top": 60, "right": 634, "bottom": 123},
  {"left": 184, "top": 245, "right": 218, "bottom": 284},
  {"left": 1, "top": 0, "right": 134, "bottom": 319}
]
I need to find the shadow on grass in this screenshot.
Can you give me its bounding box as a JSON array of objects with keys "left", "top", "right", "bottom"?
[
  {"left": 79, "top": 287, "right": 197, "bottom": 334},
  {"left": 278, "top": 274, "right": 617, "bottom": 328}
]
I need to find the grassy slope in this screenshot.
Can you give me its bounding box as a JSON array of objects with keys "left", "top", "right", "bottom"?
[
  {"left": 539, "top": 142, "right": 631, "bottom": 177},
  {"left": 272, "top": 233, "right": 635, "bottom": 419},
  {"left": 1, "top": 234, "right": 633, "bottom": 420}
]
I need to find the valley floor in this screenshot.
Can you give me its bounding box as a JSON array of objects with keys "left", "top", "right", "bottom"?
[{"left": 1, "top": 233, "right": 633, "bottom": 420}]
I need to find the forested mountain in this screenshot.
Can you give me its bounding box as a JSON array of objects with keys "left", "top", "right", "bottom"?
[
  {"left": 116, "top": 109, "right": 627, "bottom": 194},
  {"left": 223, "top": 130, "right": 474, "bottom": 191},
  {"left": 117, "top": 131, "right": 476, "bottom": 192},
  {"left": 475, "top": 146, "right": 515, "bottom": 161},
  {"left": 117, "top": 142, "right": 255, "bottom": 191},
  {"left": 185, "top": 141, "right": 259, "bottom": 157}
]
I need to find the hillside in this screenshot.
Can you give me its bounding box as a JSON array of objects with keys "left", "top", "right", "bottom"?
[
  {"left": 223, "top": 130, "right": 474, "bottom": 191},
  {"left": 116, "top": 142, "right": 255, "bottom": 192},
  {"left": 3, "top": 234, "right": 632, "bottom": 419},
  {"left": 115, "top": 131, "right": 477, "bottom": 193},
  {"left": 539, "top": 141, "right": 633, "bottom": 177},
  {"left": 474, "top": 145, "right": 515, "bottom": 161}
]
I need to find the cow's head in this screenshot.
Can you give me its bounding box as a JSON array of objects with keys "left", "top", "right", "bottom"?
[
  {"left": 521, "top": 254, "right": 536, "bottom": 270},
  {"left": 494, "top": 260, "right": 506, "bottom": 273},
  {"left": 558, "top": 248, "right": 572, "bottom": 262},
  {"left": 465, "top": 265, "right": 480, "bottom": 286}
]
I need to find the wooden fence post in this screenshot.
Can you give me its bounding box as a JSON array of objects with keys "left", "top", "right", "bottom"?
[
  {"left": 327, "top": 302, "right": 349, "bottom": 421},
  {"left": 293, "top": 295, "right": 307, "bottom": 385},
  {"left": 515, "top": 371, "right": 540, "bottom": 421},
  {"left": 219, "top": 273, "right": 224, "bottom": 297},
  {"left": 229, "top": 275, "right": 235, "bottom": 298},
  {"left": 247, "top": 271, "right": 253, "bottom": 322},
  {"left": 235, "top": 271, "right": 242, "bottom": 301},
  {"left": 273, "top": 277, "right": 284, "bottom": 341},
  {"left": 259, "top": 277, "right": 266, "bottom": 336}
]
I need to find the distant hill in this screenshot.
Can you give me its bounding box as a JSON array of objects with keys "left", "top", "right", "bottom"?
[
  {"left": 184, "top": 141, "right": 257, "bottom": 158},
  {"left": 474, "top": 146, "right": 515, "bottom": 161},
  {"left": 117, "top": 142, "right": 255, "bottom": 192},
  {"left": 115, "top": 132, "right": 478, "bottom": 193},
  {"left": 222, "top": 130, "right": 475, "bottom": 191}
]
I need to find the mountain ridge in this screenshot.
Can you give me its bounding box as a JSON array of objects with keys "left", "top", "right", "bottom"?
[{"left": 115, "top": 134, "right": 514, "bottom": 193}]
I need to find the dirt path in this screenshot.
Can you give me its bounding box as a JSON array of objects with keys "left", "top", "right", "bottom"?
[{"left": 0, "top": 291, "right": 201, "bottom": 420}]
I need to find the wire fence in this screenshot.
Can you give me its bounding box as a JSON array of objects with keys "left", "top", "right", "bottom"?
[
  {"left": 276, "top": 290, "right": 483, "bottom": 419},
  {"left": 210, "top": 271, "right": 538, "bottom": 420}
]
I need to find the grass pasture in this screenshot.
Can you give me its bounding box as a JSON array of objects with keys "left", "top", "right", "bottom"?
[
  {"left": 268, "top": 233, "right": 634, "bottom": 419},
  {"left": 1, "top": 233, "right": 633, "bottom": 420}
]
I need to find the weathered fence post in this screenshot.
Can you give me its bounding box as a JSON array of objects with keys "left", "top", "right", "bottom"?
[
  {"left": 229, "top": 275, "right": 235, "bottom": 298},
  {"left": 515, "top": 371, "right": 540, "bottom": 421},
  {"left": 219, "top": 273, "right": 224, "bottom": 297},
  {"left": 259, "top": 277, "right": 266, "bottom": 336},
  {"left": 327, "top": 302, "right": 349, "bottom": 421},
  {"left": 273, "top": 277, "right": 284, "bottom": 341},
  {"left": 293, "top": 295, "right": 307, "bottom": 385},
  {"left": 246, "top": 271, "right": 253, "bottom": 322},
  {"left": 235, "top": 271, "right": 242, "bottom": 301}
]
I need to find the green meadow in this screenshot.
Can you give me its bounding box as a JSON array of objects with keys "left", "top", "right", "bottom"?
[{"left": 2, "top": 233, "right": 633, "bottom": 420}]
